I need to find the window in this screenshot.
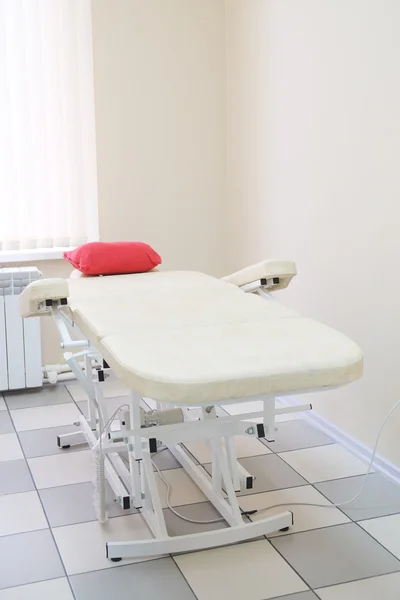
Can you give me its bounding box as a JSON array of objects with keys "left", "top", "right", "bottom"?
[{"left": 0, "top": 0, "right": 98, "bottom": 258}]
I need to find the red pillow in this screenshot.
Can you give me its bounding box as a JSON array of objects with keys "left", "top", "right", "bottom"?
[{"left": 64, "top": 241, "right": 162, "bottom": 276}]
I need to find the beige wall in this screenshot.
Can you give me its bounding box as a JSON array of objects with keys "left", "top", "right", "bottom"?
[
  {"left": 15, "top": 0, "right": 226, "bottom": 364},
  {"left": 226, "top": 0, "right": 400, "bottom": 465},
  {"left": 91, "top": 0, "right": 226, "bottom": 274},
  {"left": 226, "top": 0, "right": 270, "bottom": 269}
]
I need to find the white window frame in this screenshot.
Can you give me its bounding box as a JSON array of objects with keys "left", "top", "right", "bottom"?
[{"left": 0, "top": 247, "right": 79, "bottom": 264}]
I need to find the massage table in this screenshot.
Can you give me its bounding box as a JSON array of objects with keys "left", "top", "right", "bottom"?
[{"left": 20, "top": 259, "right": 363, "bottom": 560}]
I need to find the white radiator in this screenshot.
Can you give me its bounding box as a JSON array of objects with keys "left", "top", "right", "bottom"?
[{"left": 0, "top": 267, "right": 43, "bottom": 391}]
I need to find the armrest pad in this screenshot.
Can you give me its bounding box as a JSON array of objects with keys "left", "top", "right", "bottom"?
[
  {"left": 222, "top": 259, "right": 297, "bottom": 291},
  {"left": 20, "top": 278, "right": 70, "bottom": 318}
]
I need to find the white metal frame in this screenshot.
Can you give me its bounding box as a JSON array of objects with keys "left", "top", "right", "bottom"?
[{"left": 45, "top": 278, "right": 314, "bottom": 560}]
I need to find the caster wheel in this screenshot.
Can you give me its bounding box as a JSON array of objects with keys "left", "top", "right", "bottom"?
[
  {"left": 61, "top": 445, "right": 70, "bottom": 450},
  {"left": 111, "top": 557, "right": 122, "bottom": 563},
  {"left": 280, "top": 526, "right": 290, "bottom": 532}
]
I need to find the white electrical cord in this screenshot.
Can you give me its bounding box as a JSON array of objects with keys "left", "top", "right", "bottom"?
[
  {"left": 92, "top": 404, "right": 130, "bottom": 451},
  {"left": 151, "top": 452, "right": 225, "bottom": 525},
  {"left": 251, "top": 398, "right": 400, "bottom": 517},
  {"left": 120, "top": 449, "right": 224, "bottom": 524}
]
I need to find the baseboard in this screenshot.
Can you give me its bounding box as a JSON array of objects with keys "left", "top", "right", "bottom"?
[{"left": 279, "top": 396, "right": 400, "bottom": 487}]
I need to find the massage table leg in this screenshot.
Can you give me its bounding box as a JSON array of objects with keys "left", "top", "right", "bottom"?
[
  {"left": 54, "top": 357, "right": 294, "bottom": 558},
  {"left": 263, "top": 397, "right": 276, "bottom": 442},
  {"left": 202, "top": 407, "right": 223, "bottom": 496},
  {"left": 129, "top": 392, "right": 143, "bottom": 509},
  {"left": 141, "top": 450, "right": 168, "bottom": 537},
  {"left": 84, "top": 353, "right": 97, "bottom": 430},
  {"left": 215, "top": 437, "right": 243, "bottom": 523},
  {"left": 107, "top": 430, "right": 293, "bottom": 559},
  {"left": 56, "top": 373, "right": 294, "bottom": 557},
  {"left": 57, "top": 351, "right": 99, "bottom": 449},
  {"left": 78, "top": 411, "right": 131, "bottom": 511},
  {"left": 225, "top": 435, "right": 241, "bottom": 492}
]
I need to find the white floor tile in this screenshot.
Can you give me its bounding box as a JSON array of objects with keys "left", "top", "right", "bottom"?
[
  {"left": 156, "top": 468, "right": 207, "bottom": 508},
  {"left": 360, "top": 513, "right": 400, "bottom": 559},
  {"left": 0, "top": 491, "right": 48, "bottom": 536},
  {"left": 66, "top": 378, "right": 130, "bottom": 402},
  {"left": 10, "top": 403, "right": 81, "bottom": 432},
  {"left": 279, "top": 444, "right": 369, "bottom": 483},
  {"left": 28, "top": 450, "right": 93, "bottom": 489},
  {"left": 0, "top": 397, "right": 6, "bottom": 411},
  {"left": 53, "top": 514, "right": 153, "bottom": 575},
  {"left": 184, "top": 435, "right": 270, "bottom": 464},
  {"left": 316, "top": 572, "right": 400, "bottom": 600},
  {"left": 239, "top": 485, "right": 350, "bottom": 536},
  {"left": 175, "top": 539, "right": 308, "bottom": 600},
  {"left": 0, "top": 433, "right": 24, "bottom": 462},
  {"left": 0, "top": 578, "right": 73, "bottom": 600}
]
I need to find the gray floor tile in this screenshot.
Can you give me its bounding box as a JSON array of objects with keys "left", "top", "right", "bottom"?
[
  {"left": 163, "top": 501, "right": 227, "bottom": 537},
  {"left": 0, "top": 529, "right": 65, "bottom": 589},
  {"left": 204, "top": 454, "right": 307, "bottom": 496},
  {"left": 263, "top": 420, "right": 334, "bottom": 453},
  {"left": 4, "top": 384, "right": 72, "bottom": 410},
  {"left": 117, "top": 448, "right": 182, "bottom": 475},
  {"left": 39, "top": 481, "right": 138, "bottom": 527},
  {"left": 77, "top": 396, "right": 137, "bottom": 421},
  {"left": 270, "top": 593, "right": 317, "bottom": 600},
  {"left": 0, "top": 459, "right": 35, "bottom": 495},
  {"left": 0, "top": 411, "right": 14, "bottom": 434},
  {"left": 101, "top": 396, "right": 134, "bottom": 421},
  {"left": 152, "top": 447, "right": 181, "bottom": 471},
  {"left": 18, "top": 424, "right": 87, "bottom": 458},
  {"left": 70, "top": 558, "right": 196, "bottom": 600},
  {"left": 180, "top": 444, "right": 200, "bottom": 465},
  {"left": 39, "top": 482, "right": 97, "bottom": 527},
  {"left": 76, "top": 401, "right": 88, "bottom": 417},
  {"left": 315, "top": 474, "right": 400, "bottom": 521},
  {"left": 271, "top": 523, "right": 400, "bottom": 589}
]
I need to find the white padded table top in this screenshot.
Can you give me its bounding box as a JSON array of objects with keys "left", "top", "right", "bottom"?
[
  {"left": 68, "top": 271, "right": 300, "bottom": 341},
  {"left": 64, "top": 271, "right": 362, "bottom": 404}
]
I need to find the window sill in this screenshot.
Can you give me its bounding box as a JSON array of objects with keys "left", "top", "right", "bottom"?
[{"left": 0, "top": 247, "right": 73, "bottom": 264}]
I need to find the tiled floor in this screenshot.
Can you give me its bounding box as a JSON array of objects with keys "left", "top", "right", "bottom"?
[{"left": 1, "top": 383, "right": 400, "bottom": 599}]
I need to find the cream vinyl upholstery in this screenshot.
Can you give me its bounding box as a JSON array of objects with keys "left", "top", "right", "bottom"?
[
  {"left": 222, "top": 259, "right": 297, "bottom": 290},
  {"left": 19, "top": 268, "right": 363, "bottom": 404},
  {"left": 19, "top": 278, "right": 69, "bottom": 318}
]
